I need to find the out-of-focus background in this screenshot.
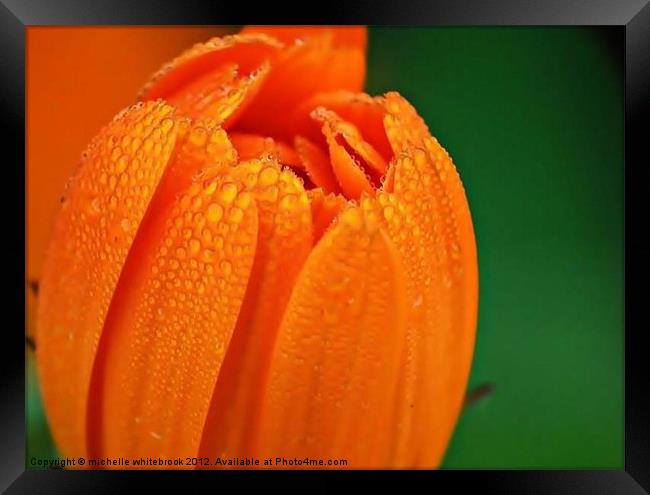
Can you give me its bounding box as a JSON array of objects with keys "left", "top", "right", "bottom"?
[{"left": 26, "top": 26, "right": 623, "bottom": 468}]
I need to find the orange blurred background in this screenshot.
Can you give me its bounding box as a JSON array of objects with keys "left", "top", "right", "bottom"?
[{"left": 27, "top": 26, "right": 233, "bottom": 284}]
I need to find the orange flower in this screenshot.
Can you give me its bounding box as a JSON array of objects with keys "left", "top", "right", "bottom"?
[{"left": 35, "top": 26, "right": 478, "bottom": 469}]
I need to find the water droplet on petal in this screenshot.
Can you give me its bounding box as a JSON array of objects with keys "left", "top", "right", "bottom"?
[
  {"left": 220, "top": 260, "right": 232, "bottom": 276},
  {"left": 115, "top": 154, "right": 129, "bottom": 174},
  {"left": 189, "top": 238, "right": 201, "bottom": 255},
  {"left": 207, "top": 203, "right": 223, "bottom": 223},
  {"left": 219, "top": 183, "right": 237, "bottom": 204},
  {"left": 228, "top": 207, "right": 243, "bottom": 224},
  {"left": 259, "top": 166, "right": 279, "bottom": 186}
]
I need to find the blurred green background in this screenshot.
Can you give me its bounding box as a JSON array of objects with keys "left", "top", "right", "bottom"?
[{"left": 27, "top": 26, "right": 624, "bottom": 468}]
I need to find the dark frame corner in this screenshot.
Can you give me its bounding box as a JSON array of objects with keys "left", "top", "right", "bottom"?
[{"left": 4, "top": 0, "right": 646, "bottom": 493}]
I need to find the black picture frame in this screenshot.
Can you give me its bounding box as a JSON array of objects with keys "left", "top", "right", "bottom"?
[{"left": 5, "top": 0, "right": 646, "bottom": 493}]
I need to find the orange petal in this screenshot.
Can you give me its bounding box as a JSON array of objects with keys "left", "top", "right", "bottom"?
[
  {"left": 36, "top": 101, "right": 186, "bottom": 458},
  {"left": 254, "top": 206, "right": 407, "bottom": 467},
  {"left": 312, "top": 107, "right": 382, "bottom": 200},
  {"left": 163, "top": 62, "right": 270, "bottom": 126},
  {"left": 381, "top": 91, "right": 431, "bottom": 155},
  {"left": 292, "top": 91, "right": 392, "bottom": 161},
  {"left": 87, "top": 128, "right": 259, "bottom": 462},
  {"left": 139, "top": 34, "right": 278, "bottom": 127},
  {"left": 373, "top": 92, "right": 479, "bottom": 467},
  {"left": 318, "top": 107, "right": 387, "bottom": 178},
  {"left": 199, "top": 160, "right": 313, "bottom": 461},
  {"left": 242, "top": 25, "right": 367, "bottom": 51},
  {"left": 229, "top": 132, "right": 302, "bottom": 168},
  {"left": 139, "top": 34, "right": 280, "bottom": 101},
  {"left": 234, "top": 32, "right": 366, "bottom": 141},
  {"left": 294, "top": 135, "right": 339, "bottom": 194}
]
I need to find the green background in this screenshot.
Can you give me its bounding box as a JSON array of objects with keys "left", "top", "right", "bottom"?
[{"left": 27, "top": 27, "right": 624, "bottom": 468}]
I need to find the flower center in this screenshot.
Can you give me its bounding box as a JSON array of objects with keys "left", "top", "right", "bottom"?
[{"left": 227, "top": 96, "right": 394, "bottom": 202}]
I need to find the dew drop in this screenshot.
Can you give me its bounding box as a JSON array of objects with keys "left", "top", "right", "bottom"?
[
  {"left": 161, "top": 118, "right": 174, "bottom": 133},
  {"left": 115, "top": 154, "right": 129, "bottom": 174},
  {"left": 228, "top": 207, "right": 243, "bottom": 224},
  {"left": 189, "top": 238, "right": 201, "bottom": 255},
  {"left": 201, "top": 228, "right": 213, "bottom": 243},
  {"left": 263, "top": 185, "right": 279, "bottom": 202},
  {"left": 259, "top": 166, "right": 279, "bottom": 186},
  {"left": 220, "top": 260, "right": 232, "bottom": 276},
  {"left": 340, "top": 208, "right": 363, "bottom": 231},
  {"left": 244, "top": 173, "right": 258, "bottom": 188},
  {"left": 279, "top": 194, "right": 296, "bottom": 210},
  {"left": 90, "top": 197, "right": 101, "bottom": 213},
  {"left": 322, "top": 306, "right": 340, "bottom": 325},
  {"left": 207, "top": 203, "right": 224, "bottom": 223},
  {"left": 235, "top": 192, "right": 252, "bottom": 209},
  {"left": 203, "top": 249, "right": 214, "bottom": 262},
  {"left": 219, "top": 182, "right": 237, "bottom": 204},
  {"left": 203, "top": 180, "right": 218, "bottom": 196}
]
